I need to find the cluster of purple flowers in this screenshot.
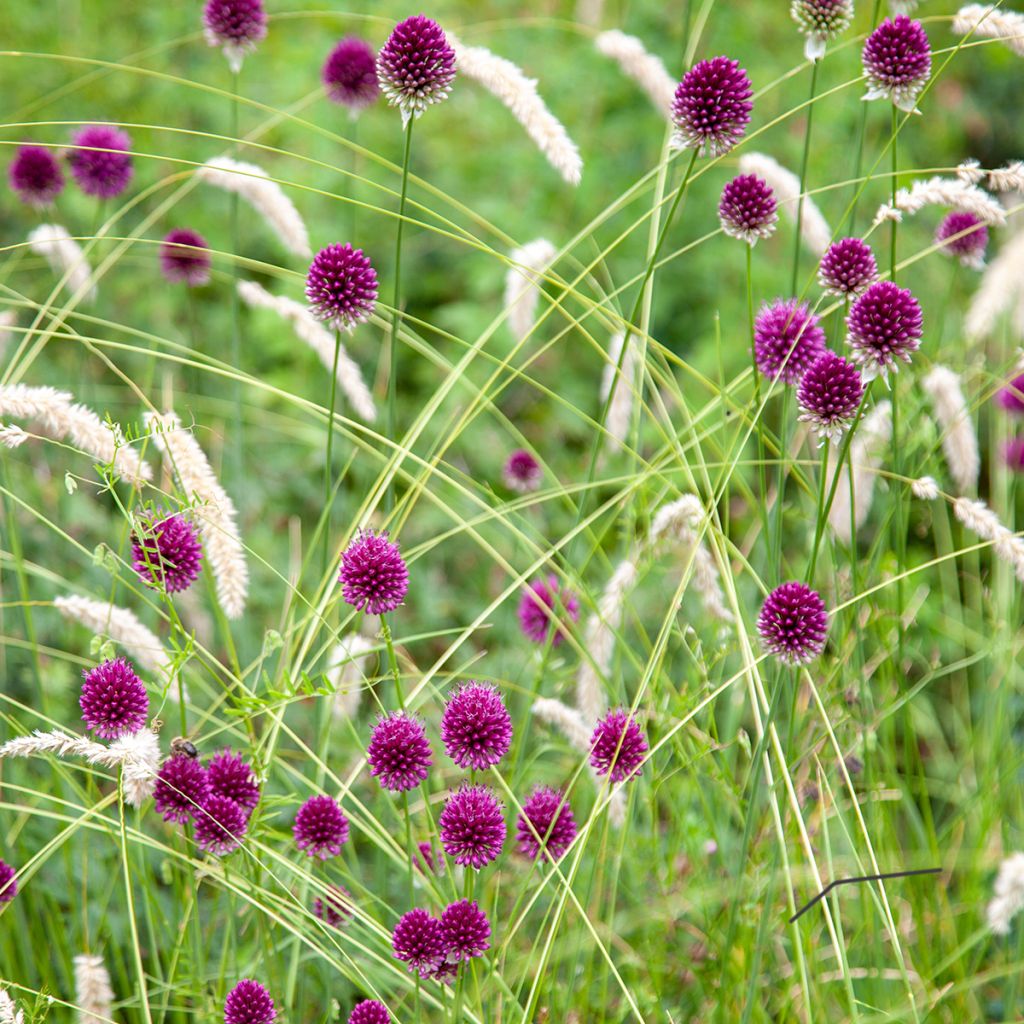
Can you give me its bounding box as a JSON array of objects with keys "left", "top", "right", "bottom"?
[
  {"left": 392, "top": 900, "right": 490, "bottom": 983},
  {"left": 997, "top": 373, "right": 1024, "bottom": 471}
]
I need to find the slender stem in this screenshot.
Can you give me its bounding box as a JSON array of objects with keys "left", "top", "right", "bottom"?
[
  {"left": 402, "top": 790, "right": 414, "bottom": 907},
  {"left": 890, "top": 103, "right": 906, "bottom": 662},
  {"left": 805, "top": 440, "right": 832, "bottom": 583},
  {"left": 791, "top": 59, "right": 820, "bottom": 294},
  {"left": 229, "top": 69, "right": 243, "bottom": 486},
  {"left": 380, "top": 613, "right": 404, "bottom": 710},
  {"left": 747, "top": 244, "right": 769, "bottom": 552},
  {"left": 324, "top": 327, "right": 342, "bottom": 573}
]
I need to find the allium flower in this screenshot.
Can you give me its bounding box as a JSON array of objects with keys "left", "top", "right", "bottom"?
[
  {"left": 323, "top": 38, "right": 381, "bottom": 112},
  {"left": 797, "top": 351, "right": 864, "bottom": 442},
  {"left": 753, "top": 299, "right": 826, "bottom": 384},
  {"left": 670, "top": 56, "right": 753, "bottom": 157},
  {"left": 339, "top": 529, "right": 408, "bottom": 614},
  {"left": 439, "top": 785, "right": 506, "bottom": 869},
  {"left": 67, "top": 126, "right": 133, "bottom": 199},
  {"left": 80, "top": 658, "right": 149, "bottom": 739},
  {"left": 998, "top": 374, "right": 1024, "bottom": 414},
  {"left": 203, "top": 0, "right": 267, "bottom": 73},
  {"left": 367, "top": 712, "right": 432, "bottom": 792},
  {"left": 392, "top": 908, "right": 447, "bottom": 978},
  {"left": 377, "top": 16, "right": 457, "bottom": 125},
  {"left": 718, "top": 174, "right": 778, "bottom": 245},
  {"left": 791, "top": 0, "right": 854, "bottom": 60},
  {"left": 313, "top": 884, "right": 353, "bottom": 928},
  {"left": 518, "top": 575, "right": 579, "bottom": 646},
  {"left": 194, "top": 793, "right": 249, "bottom": 856},
  {"left": 502, "top": 449, "right": 542, "bottom": 493},
  {"left": 1003, "top": 437, "right": 1024, "bottom": 471},
  {"left": 153, "top": 753, "right": 210, "bottom": 823},
  {"left": 516, "top": 786, "right": 577, "bottom": 862},
  {"left": 757, "top": 581, "right": 828, "bottom": 664},
  {"left": 132, "top": 512, "right": 203, "bottom": 593},
  {"left": 9, "top": 145, "right": 64, "bottom": 207},
  {"left": 846, "top": 280, "right": 923, "bottom": 380},
  {"left": 0, "top": 859, "right": 17, "bottom": 903},
  {"left": 862, "top": 15, "right": 931, "bottom": 112},
  {"left": 206, "top": 749, "right": 260, "bottom": 812},
  {"left": 590, "top": 709, "right": 648, "bottom": 782},
  {"left": 223, "top": 980, "right": 275, "bottom": 1024},
  {"left": 348, "top": 1002, "right": 390, "bottom": 1024},
  {"left": 305, "top": 243, "right": 379, "bottom": 332},
  {"left": 414, "top": 840, "right": 443, "bottom": 875},
  {"left": 293, "top": 795, "right": 349, "bottom": 860},
  {"left": 440, "top": 899, "right": 491, "bottom": 961},
  {"left": 936, "top": 211, "right": 988, "bottom": 270},
  {"left": 159, "top": 229, "right": 211, "bottom": 286},
  {"left": 440, "top": 683, "right": 513, "bottom": 770},
  {"left": 818, "top": 237, "right": 878, "bottom": 296}
]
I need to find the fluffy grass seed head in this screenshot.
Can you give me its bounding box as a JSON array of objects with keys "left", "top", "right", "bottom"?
[
  {"left": 323, "top": 38, "right": 381, "bottom": 111},
  {"left": 367, "top": 712, "right": 432, "bottom": 792},
  {"left": 305, "top": 243, "right": 379, "bottom": 333},
  {"left": 791, "top": 0, "right": 854, "bottom": 60},
  {"left": 223, "top": 980, "right": 275, "bottom": 1024},
  {"left": 862, "top": 14, "right": 931, "bottom": 111},
  {"left": 936, "top": 210, "right": 988, "bottom": 269},
  {"left": 68, "top": 126, "right": 132, "bottom": 199},
  {"left": 758, "top": 582, "right": 828, "bottom": 664},
  {"left": 9, "top": 145, "right": 64, "bottom": 207},
  {"left": 797, "top": 350, "right": 864, "bottom": 443},
  {"left": 439, "top": 784, "right": 506, "bottom": 869},
  {"left": 377, "top": 16, "right": 456, "bottom": 125},
  {"left": 516, "top": 786, "right": 577, "bottom": 862},
  {"left": 590, "top": 708, "right": 648, "bottom": 782},
  {"left": 293, "top": 795, "right": 349, "bottom": 860},
  {"left": 718, "top": 174, "right": 778, "bottom": 245},
  {"left": 754, "top": 299, "right": 826, "bottom": 384},
  {"left": 80, "top": 658, "right": 148, "bottom": 739},
  {"left": 671, "top": 56, "right": 753, "bottom": 157},
  {"left": 153, "top": 753, "right": 210, "bottom": 823},
  {"left": 132, "top": 511, "right": 203, "bottom": 593},
  {"left": 518, "top": 575, "right": 579, "bottom": 646},
  {"left": 440, "top": 682, "right": 513, "bottom": 770},
  {"left": 846, "top": 280, "right": 923, "bottom": 380},
  {"left": 339, "top": 530, "right": 409, "bottom": 615},
  {"left": 195, "top": 794, "right": 249, "bottom": 856},
  {"left": 818, "top": 237, "right": 878, "bottom": 296},
  {"left": 440, "top": 899, "right": 491, "bottom": 961},
  {"left": 203, "top": 0, "right": 267, "bottom": 73},
  {"left": 160, "top": 229, "right": 211, "bottom": 286}
]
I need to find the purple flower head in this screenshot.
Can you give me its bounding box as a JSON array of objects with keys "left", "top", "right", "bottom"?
[
  {"left": 293, "top": 795, "right": 349, "bottom": 860},
  {"left": 440, "top": 899, "right": 490, "bottom": 961},
  {"left": 313, "top": 884, "right": 353, "bottom": 929},
  {"left": 1003, "top": 437, "right": 1024, "bottom": 471},
  {"left": 758, "top": 581, "right": 828, "bottom": 664},
  {"left": 818, "top": 237, "right": 878, "bottom": 296},
  {"left": 223, "top": 980, "right": 275, "bottom": 1024},
  {"left": 0, "top": 860, "right": 17, "bottom": 903},
  {"left": 671, "top": 56, "right": 753, "bottom": 157},
  {"left": 753, "top": 299, "right": 826, "bottom": 385},
  {"left": 590, "top": 709, "right": 648, "bottom": 783},
  {"left": 718, "top": 174, "right": 778, "bottom": 245},
  {"left": 376, "top": 16, "right": 457, "bottom": 125},
  {"left": 154, "top": 754, "right": 210, "bottom": 823},
  {"left": 414, "top": 840, "right": 444, "bottom": 875},
  {"left": 339, "top": 529, "right": 408, "bottom": 615},
  {"left": 846, "top": 280, "right": 923, "bottom": 381},
  {"left": 68, "top": 126, "right": 133, "bottom": 199},
  {"left": 797, "top": 351, "right": 864, "bottom": 443},
  {"left": 324, "top": 38, "right": 381, "bottom": 112},
  {"left": 441, "top": 682, "right": 513, "bottom": 770},
  {"left": 936, "top": 211, "right": 988, "bottom": 270},
  {"left": 194, "top": 793, "right": 249, "bottom": 856},
  {"left": 348, "top": 1002, "right": 390, "bottom": 1024},
  {"left": 203, "top": 0, "right": 267, "bottom": 73},
  {"left": 516, "top": 786, "right": 577, "bottom": 862},
  {"left": 439, "top": 784, "right": 506, "bottom": 870},
  {"left": 305, "top": 243, "right": 379, "bottom": 333},
  {"left": 518, "top": 575, "right": 579, "bottom": 647},
  {"left": 392, "top": 907, "right": 447, "bottom": 979},
  {"left": 80, "top": 658, "right": 148, "bottom": 739},
  {"left": 998, "top": 373, "right": 1024, "bottom": 414},
  {"left": 862, "top": 15, "right": 931, "bottom": 111},
  {"left": 132, "top": 511, "right": 203, "bottom": 593},
  {"left": 790, "top": 0, "right": 854, "bottom": 60},
  {"left": 160, "top": 229, "right": 211, "bottom": 286},
  {"left": 207, "top": 749, "right": 260, "bottom": 812},
  {"left": 9, "top": 145, "right": 64, "bottom": 207},
  {"left": 502, "top": 449, "right": 542, "bottom": 493},
  {"left": 367, "top": 712, "right": 432, "bottom": 792}
]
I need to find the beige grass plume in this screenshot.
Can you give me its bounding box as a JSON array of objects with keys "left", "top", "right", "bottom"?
[
  {"left": 0, "top": 989, "right": 24, "bottom": 1024},
  {"left": 965, "top": 228, "right": 1024, "bottom": 340},
  {"left": 988, "top": 852, "right": 1024, "bottom": 934},
  {"left": 922, "top": 367, "right": 979, "bottom": 493},
  {"left": 503, "top": 239, "right": 557, "bottom": 341},
  {"left": 872, "top": 176, "right": 1006, "bottom": 228},
  {"left": 988, "top": 161, "right": 1024, "bottom": 193},
  {"left": 828, "top": 401, "right": 892, "bottom": 543},
  {"left": 953, "top": 5, "right": 1024, "bottom": 58},
  {"left": 595, "top": 31, "right": 675, "bottom": 117},
  {"left": 600, "top": 331, "right": 640, "bottom": 453},
  {"left": 28, "top": 224, "right": 96, "bottom": 300},
  {"left": 73, "top": 955, "right": 114, "bottom": 1024},
  {"left": 328, "top": 633, "right": 376, "bottom": 720},
  {"left": 738, "top": 153, "right": 832, "bottom": 255},
  {"left": 954, "top": 497, "right": 1024, "bottom": 580}
]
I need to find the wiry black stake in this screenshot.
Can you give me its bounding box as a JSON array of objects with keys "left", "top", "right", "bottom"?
[{"left": 789, "top": 867, "right": 942, "bottom": 923}]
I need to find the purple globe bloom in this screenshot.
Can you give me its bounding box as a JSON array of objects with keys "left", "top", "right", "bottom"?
[
  {"left": 67, "top": 125, "right": 133, "bottom": 199},
  {"left": 305, "top": 243, "right": 379, "bottom": 333},
  {"left": 414, "top": 840, "right": 443, "bottom": 875},
  {"left": 862, "top": 15, "right": 931, "bottom": 111},
  {"left": 223, "top": 980, "right": 275, "bottom": 1024},
  {"left": 671, "top": 56, "right": 753, "bottom": 157},
  {"left": 818, "top": 237, "right": 878, "bottom": 296},
  {"left": 313, "top": 884, "right": 353, "bottom": 928},
  {"left": 0, "top": 860, "right": 17, "bottom": 903},
  {"left": 153, "top": 753, "right": 211, "bottom": 823},
  {"left": 160, "top": 229, "right": 212, "bottom": 286},
  {"left": 797, "top": 351, "right": 864, "bottom": 443},
  {"left": 440, "top": 899, "right": 490, "bottom": 961},
  {"left": 440, "top": 682, "right": 513, "bottom": 770},
  {"left": 502, "top": 449, "right": 542, "bottom": 493},
  {"left": 753, "top": 299, "right": 826, "bottom": 385},
  {"left": 936, "top": 211, "right": 988, "bottom": 270},
  {"left": 590, "top": 709, "right": 648, "bottom": 783},
  {"left": 846, "top": 280, "right": 923, "bottom": 380},
  {"left": 9, "top": 145, "right": 64, "bottom": 207},
  {"left": 339, "top": 529, "right": 408, "bottom": 615},
  {"left": 80, "top": 658, "right": 148, "bottom": 739},
  {"left": 518, "top": 575, "right": 579, "bottom": 647},
  {"left": 757, "top": 581, "right": 828, "bottom": 664},
  {"left": 392, "top": 908, "right": 447, "bottom": 979},
  {"left": 516, "top": 786, "right": 577, "bottom": 862},
  {"left": 998, "top": 373, "right": 1024, "bottom": 414},
  {"left": 1003, "top": 437, "right": 1024, "bottom": 471},
  {"left": 194, "top": 794, "right": 249, "bottom": 856},
  {"left": 324, "top": 38, "right": 381, "bottom": 112},
  {"left": 439, "top": 785, "right": 506, "bottom": 870},
  {"left": 790, "top": 0, "right": 854, "bottom": 61},
  {"left": 293, "top": 795, "right": 349, "bottom": 860},
  {"left": 367, "top": 712, "right": 432, "bottom": 792},
  {"left": 348, "top": 1002, "right": 390, "bottom": 1024},
  {"left": 718, "top": 174, "right": 778, "bottom": 245},
  {"left": 376, "top": 15, "right": 457, "bottom": 125},
  {"left": 203, "top": 0, "right": 267, "bottom": 73},
  {"left": 207, "top": 749, "right": 260, "bottom": 812},
  {"left": 132, "top": 511, "right": 203, "bottom": 593}
]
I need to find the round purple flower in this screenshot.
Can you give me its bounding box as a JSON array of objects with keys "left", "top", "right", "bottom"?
[
  {"left": 818, "top": 237, "right": 878, "bottom": 296},
  {"left": 153, "top": 754, "right": 211, "bottom": 824},
  {"left": 313, "top": 884, "right": 353, "bottom": 929},
  {"left": 80, "top": 658, "right": 148, "bottom": 739},
  {"left": 223, "top": 980, "right": 275, "bottom": 1024},
  {"left": 516, "top": 786, "right": 577, "bottom": 862},
  {"left": 132, "top": 511, "right": 203, "bottom": 593},
  {"left": 998, "top": 373, "right": 1024, "bottom": 414},
  {"left": 324, "top": 38, "right": 381, "bottom": 112},
  {"left": 440, "top": 899, "right": 490, "bottom": 961},
  {"left": 590, "top": 709, "right": 648, "bottom": 783},
  {"left": 791, "top": 0, "right": 854, "bottom": 60},
  {"left": 159, "top": 229, "right": 211, "bottom": 286},
  {"left": 203, "top": 0, "right": 267, "bottom": 73},
  {"left": 936, "top": 211, "right": 988, "bottom": 270},
  {"left": 862, "top": 15, "right": 931, "bottom": 111},
  {"left": 293, "top": 795, "right": 349, "bottom": 860},
  {"left": 441, "top": 682, "right": 513, "bottom": 770},
  {"left": 518, "top": 575, "right": 579, "bottom": 647},
  {"left": 757, "top": 581, "right": 828, "bottom": 664},
  {"left": 718, "top": 174, "right": 778, "bottom": 245},
  {"left": 194, "top": 794, "right": 249, "bottom": 856},
  {"left": 502, "top": 449, "right": 542, "bottom": 493},
  {"left": 1003, "top": 437, "right": 1024, "bottom": 471},
  {"left": 207, "top": 749, "right": 260, "bottom": 813},
  {"left": 305, "top": 243, "right": 378, "bottom": 333},
  {"left": 348, "top": 1002, "right": 389, "bottom": 1024},
  {"left": 0, "top": 860, "right": 17, "bottom": 903},
  {"left": 846, "top": 280, "right": 923, "bottom": 380},
  {"left": 67, "top": 125, "right": 133, "bottom": 199},
  {"left": 753, "top": 299, "right": 827, "bottom": 385},
  {"left": 414, "top": 840, "right": 443, "bottom": 875},
  {"left": 367, "top": 712, "right": 432, "bottom": 792},
  {"left": 376, "top": 16, "right": 457, "bottom": 124},
  {"left": 9, "top": 145, "right": 64, "bottom": 207},
  {"left": 392, "top": 907, "right": 447, "bottom": 979},
  {"left": 671, "top": 56, "right": 753, "bottom": 157},
  {"left": 339, "top": 529, "right": 408, "bottom": 615},
  {"left": 797, "top": 351, "right": 864, "bottom": 442},
  {"left": 439, "top": 785, "right": 506, "bottom": 870}
]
